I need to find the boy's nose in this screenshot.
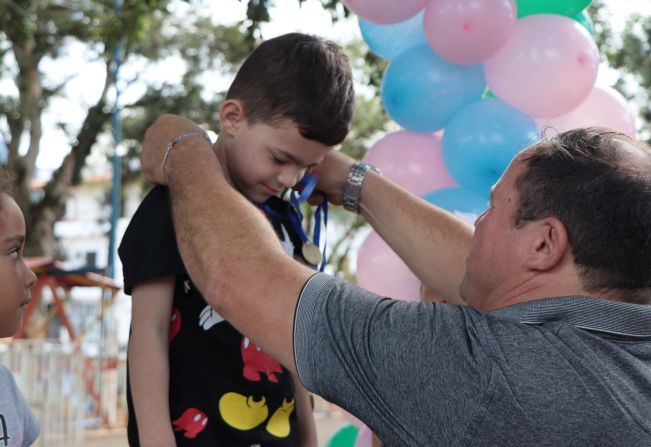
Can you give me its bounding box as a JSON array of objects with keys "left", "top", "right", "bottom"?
[{"left": 278, "top": 168, "right": 305, "bottom": 188}]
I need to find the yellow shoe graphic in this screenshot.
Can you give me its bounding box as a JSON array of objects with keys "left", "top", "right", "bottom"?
[
  {"left": 266, "top": 398, "right": 295, "bottom": 438},
  {"left": 219, "top": 392, "right": 269, "bottom": 431}
]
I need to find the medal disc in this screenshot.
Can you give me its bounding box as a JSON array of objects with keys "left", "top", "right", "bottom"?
[{"left": 301, "top": 242, "right": 323, "bottom": 265}]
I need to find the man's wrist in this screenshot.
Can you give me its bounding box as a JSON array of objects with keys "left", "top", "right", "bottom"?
[
  {"left": 342, "top": 161, "right": 381, "bottom": 214},
  {"left": 161, "top": 131, "right": 212, "bottom": 180}
]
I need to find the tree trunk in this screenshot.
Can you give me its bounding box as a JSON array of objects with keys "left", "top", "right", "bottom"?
[{"left": 24, "top": 62, "right": 113, "bottom": 256}]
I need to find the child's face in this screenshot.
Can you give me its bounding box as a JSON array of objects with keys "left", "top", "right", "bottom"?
[
  {"left": 225, "top": 120, "right": 331, "bottom": 203},
  {"left": 0, "top": 195, "right": 36, "bottom": 338}
]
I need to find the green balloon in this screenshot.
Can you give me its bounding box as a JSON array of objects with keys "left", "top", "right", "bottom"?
[
  {"left": 482, "top": 89, "right": 498, "bottom": 100},
  {"left": 517, "top": 0, "right": 592, "bottom": 18},
  {"left": 326, "top": 424, "right": 359, "bottom": 447},
  {"left": 572, "top": 10, "right": 595, "bottom": 35}
]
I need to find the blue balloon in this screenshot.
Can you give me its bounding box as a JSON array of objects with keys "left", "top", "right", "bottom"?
[
  {"left": 0, "top": 139, "right": 7, "bottom": 166},
  {"left": 424, "top": 187, "right": 488, "bottom": 223},
  {"left": 381, "top": 44, "right": 485, "bottom": 132},
  {"left": 442, "top": 99, "right": 540, "bottom": 197},
  {"left": 359, "top": 12, "right": 427, "bottom": 60}
]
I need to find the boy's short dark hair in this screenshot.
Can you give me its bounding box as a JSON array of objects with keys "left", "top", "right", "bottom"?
[
  {"left": 226, "top": 33, "right": 354, "bottom": 146},
  {"left": 513, "top": 128, "right": 651, "bottom": 304}
]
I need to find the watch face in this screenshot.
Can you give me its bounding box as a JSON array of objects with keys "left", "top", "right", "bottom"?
[{"left": 343, "top": 162, "right": 369, "bottom": 213}]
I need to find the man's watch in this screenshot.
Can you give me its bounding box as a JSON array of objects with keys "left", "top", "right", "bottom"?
[{"left": 342, "top": 161, "right": 381, "bottom": 214}]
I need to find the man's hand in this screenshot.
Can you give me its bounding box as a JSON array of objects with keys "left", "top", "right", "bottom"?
[
  {"left": 141, "top": 114, "right": 209, "bottom": 185},
  {"left": 309, "top": 150, "right": 355, "bottom": 206}
]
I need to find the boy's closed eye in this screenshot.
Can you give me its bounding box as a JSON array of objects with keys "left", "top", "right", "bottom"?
[{"left": 272, "top": 155, "right": 289, "bottom": 165}]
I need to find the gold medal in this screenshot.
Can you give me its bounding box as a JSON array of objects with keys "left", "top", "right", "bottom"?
[{"left": 301, "top": 242, "right": 323, "bottom": 266}]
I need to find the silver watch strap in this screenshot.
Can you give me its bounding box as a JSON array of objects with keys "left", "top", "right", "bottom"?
[{"left": 342, "top": 161, "right": 380, "bottom": 214}]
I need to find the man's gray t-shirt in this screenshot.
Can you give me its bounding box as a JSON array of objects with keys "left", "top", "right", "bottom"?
[
  {"left": 0, "top": 364, "right": 40, "bottom": 446},
  {"left": 294, "top": 273, "right": 651, "bottom": 446}
]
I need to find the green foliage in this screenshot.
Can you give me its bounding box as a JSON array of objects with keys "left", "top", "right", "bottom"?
[
  {"left": 0, "top": 0, "right": 367, "bottom": 259},
  {"left": 590, "top": 2, "right": 651, "bottom": 142}
]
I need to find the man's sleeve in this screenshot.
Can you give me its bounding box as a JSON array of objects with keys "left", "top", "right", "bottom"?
[
  {"left": 118, "top": 185, "right": 185, "bottom": 294},
  {"left": 293, "top": 273, "right": 492, "bottom": 445}
]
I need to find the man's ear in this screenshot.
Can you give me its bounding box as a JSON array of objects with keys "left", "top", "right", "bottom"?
[
  {"left": 219, "top": 99, "right": 246, "bottom": 136},
  {"left": 525, "top": 217, "right": 570, "bottom": 272}
]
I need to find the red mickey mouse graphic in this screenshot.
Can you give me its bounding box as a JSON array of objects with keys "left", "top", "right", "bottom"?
[
  {"left": 172, "top": 407, "right": 208, "bottom": 439},
  {"left": 241, "top": 337, "right": 283, "bottom": 383},
  {"left": 169, "top": 307, "right": 181, "bottom": 342}
]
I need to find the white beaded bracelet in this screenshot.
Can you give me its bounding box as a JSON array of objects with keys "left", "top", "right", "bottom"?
[{"left": 161, "top": 131, "right": 212, "bottom": 178}]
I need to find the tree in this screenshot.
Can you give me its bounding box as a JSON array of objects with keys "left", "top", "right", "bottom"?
[
  {"left": 590, "top": 1, "right": 651, "bottom": 142},
  {"left": 0, "top": 0, "right": 387, "bottom": 258}
]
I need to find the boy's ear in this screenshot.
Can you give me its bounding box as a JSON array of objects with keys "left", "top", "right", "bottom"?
[{"left": 220, "top": 99, "right": 246, "bottom": 136}]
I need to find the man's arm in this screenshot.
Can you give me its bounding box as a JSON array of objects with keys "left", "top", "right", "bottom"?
[
  {"left": 141, "top": 115, "right": 312, "bottom": 372},
  {"left": 312, "top": 151, "right": 474, "bottom": 302},
  {"left": 129, "top": 277, "right": 176, "bottom": 447}
]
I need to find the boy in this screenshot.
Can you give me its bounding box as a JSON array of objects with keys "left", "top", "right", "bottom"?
[
  {"left": 0, "top": 169, "right": 40, "bottom": 446},
  {"left": 118, "top": 33, "right": 354, "bottom": 446}
]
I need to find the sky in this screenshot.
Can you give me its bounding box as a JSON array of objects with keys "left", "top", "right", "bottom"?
[{"left": 13, "top": 0, "right": 651, "bottom": 173}]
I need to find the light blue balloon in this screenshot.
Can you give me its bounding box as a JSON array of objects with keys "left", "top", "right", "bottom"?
[
  {"left": 442, "top": 99, "right": 540, "bottom": 197},
  {"left": 381, "top": 44, "right": 485, "bottom": 132},
  {"left": 424, "top": 187, "right": 488, "bottom": 222},
  {"left": 359, "top": 12, "right": 427, "bottom": 60},
  {"left": 0, "top": 139, "right": 7, "bottom": 166}
]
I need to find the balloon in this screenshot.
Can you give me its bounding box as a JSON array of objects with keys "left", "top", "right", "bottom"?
[
  {"left": 342, "top": 0, "right": 427, "bottom": 24},
  {"left": 357, "top": 231, "right": 421, "bottom": 302},
  {"left": 572, "top": 10, "right": 594, "bottom": 35},
  {"left": 484, "top": 15, "right": 600, "bottom": 118},
  {"left": 442, "top": 99, "right": 539, "bottom": 197},
  {"left": 355, "top": 425, "right": 373, "bottom": 447},
  {"left": 482, "top": 89, "right": 498, "bottom": 100},
  {"left": 362, "top": 131, "right": 457, "bottom": 196},
  {"left": 423, "top": 0, "right": 517, "bottom": 65},
  {"left": 326, "top": 424, "right": 359, "bottom": 447},
  {"left": 382, "top": 44, "right": 485, "bottom": 132},
  {"left": 517, "top": 0, "right": 592, "bottom": 18},
  {"left": 342, "top": 410, "right": 364, "bottom": 428},
  {"left": 424, "top": 187, "right": 488, "bottom": 224},
  {"left": 359, "top": 12, "right": 428, "bottom": 60},
  {"left": 537, "top": 85, "right": 636, "bottom": 138}
]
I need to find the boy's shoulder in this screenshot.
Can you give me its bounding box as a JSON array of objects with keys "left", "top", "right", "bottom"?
[{"left": 137, "top": 185, "right": 170, "bottom": 212}]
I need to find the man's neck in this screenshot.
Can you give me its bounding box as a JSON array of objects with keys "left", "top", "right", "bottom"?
[{"left": 479, "top": 272, "right": 596, "bottom": 312}]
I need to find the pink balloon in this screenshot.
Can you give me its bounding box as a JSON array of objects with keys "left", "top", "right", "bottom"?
[
  {"left": 357, "top": 231, "right": 421, "bottom": 302},
  {"left": 537, "top": 85, "right": 636, "bottom": 137},
  {"left": 343, "top": 0, "right": 427, "bottom": 24},
  {"left": 343, "top": 409, "right": 364, "bottom": 428},
  {"left": 424, "top": 0, "right": 517, "bottom": 65},
  {"left": 363, "top": 131, "right": 457, "bottom": 196},
  {"left": 484, "top": 15, "right": 600, "bottom": 118},
  {"left": 355, "top": 425, "right": 373, "bottom": 447}
]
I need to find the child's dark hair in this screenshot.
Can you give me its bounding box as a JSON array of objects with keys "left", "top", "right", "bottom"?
[{"left": 226, "top": 33, "right": 355, "bottom": 146}]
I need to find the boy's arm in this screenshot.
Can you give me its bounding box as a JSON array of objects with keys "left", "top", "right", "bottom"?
[
  {"left": 293, "top": 374, "right": 318, "bottom": 447},
  {"left": 128, "top": 277, "right": 176, "bottom": 447}
]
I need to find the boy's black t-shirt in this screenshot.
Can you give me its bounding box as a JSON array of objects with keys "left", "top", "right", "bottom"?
[{"left": 118, "top": 185, "right": 311, "bottom": 446}]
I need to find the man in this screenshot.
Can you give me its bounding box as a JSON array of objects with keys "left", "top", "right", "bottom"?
[{"left": 140, "top": 115, "right": 651, "bottom": 446}]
